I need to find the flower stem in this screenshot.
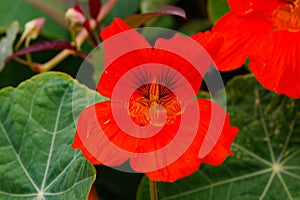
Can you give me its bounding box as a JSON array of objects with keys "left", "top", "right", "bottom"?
[
  {"left": 21, "top": 0, "right": 118, "bottom": 73},
  {"left": 149, "top": 180, "right": 158, "bottom": 200},
  {"left": 24, "top": 37, "right": 35, "bottom": 71}
]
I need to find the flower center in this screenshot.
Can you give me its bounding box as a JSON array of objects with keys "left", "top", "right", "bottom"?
[
  {"left": 272, "top": 0, "right": 300, "bottom": 32},
  {"left": 128, "top": 82, "right": 182, "bottom": 127}
]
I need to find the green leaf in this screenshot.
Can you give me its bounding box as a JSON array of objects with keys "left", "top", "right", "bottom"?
[
  {"left": 26, "top": 0, "right": 73, "bottom": 27},
  {"left": 124, "top": 5, "right": 186, "bottom": 28},
  {"left": 178, "top": 19, "right": 212, "bottom": 36},
  {"left": 0, "top": 0, "right": 69, "bottom": 39},
  {"left": 91, "top": 46, "right": 105, "bottom": 85},
  {"left": 102, "top": 0, "right": 140, "bottom": 24},
  {"left": 140, "top": 0, "right": 178, "bottom": 13},
  {"left": 0, "top": 21, "right": 19, "bottom": 72},
  {"left": 139, "top": 0, "right": 178, "bottom": 28},
  {"left": 207, "top": 0, "right": 230, "bottom": 24},
  {"left": 137, "top": 74, "right": 300, "bottom": 199},
  {"left": 0, "top": 72, "right": 101, "bottom": 199}
]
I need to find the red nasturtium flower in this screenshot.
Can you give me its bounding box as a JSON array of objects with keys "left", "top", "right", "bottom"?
[
  {"left": 212, "top": 0, "right": 300, "bottom": 98},
  {"left": 72, "top": 18, "right": 238, "bottom": 182}
]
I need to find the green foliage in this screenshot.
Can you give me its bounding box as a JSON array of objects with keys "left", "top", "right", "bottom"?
[
  {"left": 139, "top": 0, "right": 178, "bottom": 28},
  {"left": 137, "top": 75, "right": 300, "bottom": 199},
  {"left": 91, "top": 46, "right": 105, "bottom": 85},
  {"left": 103, "top": 0, "right": 140, "bottom": 24},
  {"left": 140, "top": 0, "right": 178, "bottom": 13},
  {"left": 178, "top": 19, "right": 211, "bottom": 36},
  {"left": 0, "top": 72, "right": 102, "bottom": 199},
  {"left": 0, "top": 0, "right": 69, "bottom": 39},
  {"left": 207, "top": 0, "right": 229, "bottom": 24},
  {"left": 0, "top": 21, "right": 19, "bottom": 72}
]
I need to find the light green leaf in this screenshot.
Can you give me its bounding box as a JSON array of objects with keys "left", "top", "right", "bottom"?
[
  {"left": 0, "top": 0, "right": 69, "bottom": 39},
  {"left": 0, "top": 21, "right": 19, "bottom": 72},
  {"left": 207, "top": 0, "right": 230, "bottom": 24},
  {"left": 0, "top": 72, "right": 102, "bottom": 199},
  {"left": 137, "top": 74, "right": 300, "bottom": 199}
]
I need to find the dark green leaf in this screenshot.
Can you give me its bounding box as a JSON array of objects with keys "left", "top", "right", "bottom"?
[
  {"left": 178, "top": 19, "right": 211, "bottom": 36},
  {"left": 124, "top": 5, "right": 186, "bottom": 28},
  {"left": 137, "top": 74, "right": 300, "bottom": 199},
  {"left": 0, "top": 72, "right": 102, "bottom": 199},
  {"left": 207, "top": 0, "right": 230, "bottom": 24},
  {"left": 140, "top": 0, "right": 178, "bottom": 13},
  {"left": 0, "top": 21, "right": 19, "bottom": 72},
  {"left": 139, "top": 0, "right": 178, "bottom": 28},
  {"left": 102, "top": 0, "right": 140, "bottom": 24}
]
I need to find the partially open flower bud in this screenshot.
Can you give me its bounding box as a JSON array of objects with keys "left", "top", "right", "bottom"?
[
  {"left": 24, "top": 17, "right": 45, "bottom": 40},
  {"left": 15, "top": 17, "right": 45, "bottom": 49},
  {"left": 65, "top": 8, "right": 86, "bottom": 27}
]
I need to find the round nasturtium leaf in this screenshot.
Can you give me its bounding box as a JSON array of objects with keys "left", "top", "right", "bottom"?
[
  {"left": 137, "top": 75, "right": 300, "bottom": 199},
  {"left": 0, "top": 72, "right": 102, "bottom": 199}
]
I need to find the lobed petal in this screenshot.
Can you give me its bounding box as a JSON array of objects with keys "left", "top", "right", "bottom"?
[
  {"left": 98, "top": 48, "right": 202, "bottom": 100},
  {"left": 101, "top": 17, "right": 138, "bottom": 40},
  {"left": 212, "top": 12, "right": 273, "bottom": 71},
  {"left": 98, "top": 18, "right": 151, "bottom": 98},
  {"left": 144, "top": 99, "right": 238, "bottom": 182},
  {"left": 227, "top": 0, "right": 283, "bottom": 16},
  {"left": 73, "top": 101, "right": 183, "bottom": 160},
  {"left": 249, "top": 31, "right": 300, "bottom": 98},
  {"left": 199, "top": 100, "right": 239, "bottom": 165},
  {"left": 72, "top": 101, "right": 132, "bottom": 166},
  {"left": 191, "top": 31, "right": 224, "bottom": 60}
]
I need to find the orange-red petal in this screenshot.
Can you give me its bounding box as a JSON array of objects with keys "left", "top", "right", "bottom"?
[
  {"left": 97, "top": 48, "right": 202, "bottom": 99},
  {"left": 200, "top": 100, "right": 239, "bottom": 165},
  {"left": 191, "top": 31, "right": 224, "bottom": 60},
  {"left": 98, "top": 18, "right": 151, "bottom": 96},
  {"left": 100, "top": 18, "right": 136, "bottom": 40},
  {"left": 212, "top": 12, "right": 273, "bottom": 71},
  {"left": 72, "top": 130, "right": 102, "bottom": 164},
  {"left": 73, "top": 101, "right": 132, "bottom": 166},
  {"left": 144, "top": 99, "right": 238, "bottom": 182},
  {"left": 74, "top": 100, "right": 181, "bottom": 155},
  {"left": 249, "top": 31, "right": 300, "bottom": 98},
  {"left": 227, "top": 0, "right": 282, "bottom": 16},
  {"left": 98, "top": 19, "right": 219, "bottom": 99}
]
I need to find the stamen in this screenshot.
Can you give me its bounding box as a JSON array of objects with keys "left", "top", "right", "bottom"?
[
  {"left": 149, "top": 79, "right": 160, "bottom": 102},
  {"left": 128, "top": 83, "right": 182, "bottom": 127},
  {"left": 272, "top": 0, "right": 300, "bottom": 32}
]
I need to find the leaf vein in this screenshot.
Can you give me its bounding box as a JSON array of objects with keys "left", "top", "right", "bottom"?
[
  {"left": 0, "top": 122, "right": 40, "bottom": 192},
  {"left": 40, "top": 86, "right": 70, "bottom": 191},
  {"left": 161, "top": 168, "right": 272, "bottom": 200}
]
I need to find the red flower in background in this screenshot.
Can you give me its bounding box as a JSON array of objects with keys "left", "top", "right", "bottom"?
[
  {"left": 213, "top": 0, "right": 300, "bottom": 98},
  {"left": 72, "top": 18, "right": 238, "bottom": 182}
]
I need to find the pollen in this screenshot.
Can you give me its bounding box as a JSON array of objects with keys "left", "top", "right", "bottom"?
[{"left": 272, "top": 0, "right": 300, "bottom": 32}]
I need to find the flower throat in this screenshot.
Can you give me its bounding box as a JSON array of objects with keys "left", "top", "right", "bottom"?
[
  {"left": 273, "top": 0, "right": 300, "bottom": 32},
  {"left": 128, "top": 82, "right": 181, "bottom": 127}
]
